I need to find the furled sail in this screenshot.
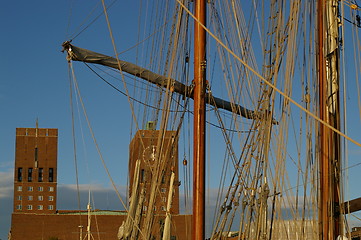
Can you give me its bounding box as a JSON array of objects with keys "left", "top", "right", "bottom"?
[
  {"left": 162, "top": 172, "right": 175, "bottom": 240},
  {"left": 118, "top": 160, "right": 141, "bottom": 239}
]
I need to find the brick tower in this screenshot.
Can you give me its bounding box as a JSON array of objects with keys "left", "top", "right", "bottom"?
[
  {"left": 128, "top": 124, "right": 180, "bottom": 214},
  {"left": 13, "top": 126, "right": 58, "bottom": 214}
]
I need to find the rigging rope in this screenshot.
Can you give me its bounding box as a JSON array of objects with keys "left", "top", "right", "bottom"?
[
  {"left": 68, "top": 0, "right": 119, "bottom": 41},
  {"left": 176, "top": 0, "right": 361, "bottom": 149},
  {"left": 85, "top": 61, "right": 255, "bottom": 133},
  {"left": 68, "top": 61, "right": 82, "bottom": 225},
  {"left": 69, "top": 61, "right": 131, "bottom": 217}
]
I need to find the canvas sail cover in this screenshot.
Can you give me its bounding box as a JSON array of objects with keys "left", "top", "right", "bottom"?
[{"left": 62, "top": 41, "right": 274, "bottom": 122}]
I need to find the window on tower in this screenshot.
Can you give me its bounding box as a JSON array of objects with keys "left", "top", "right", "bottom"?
[
  {"left": 49, "top": 168, "right": 53, "bottom": 182},
  {"left": 38, "top": 168, "right": 43, "bottom": 182},
  {"left": 28, "top": 168, "right": 33, "bottom": 182},
  {"left": 161, "top": 170, "right": 165, "bottom": 184},
  {"left": 17, "top": 167, "right": 22, "bottom": 182},
  {"left": 34, "top": 147, "right": 38, "bottom": 161},
  {"left": 34, "top": 148, "right": 38, "bottom": 168},
  {"left": 141, "top": 169, "right": 145, "bottom": 183}
]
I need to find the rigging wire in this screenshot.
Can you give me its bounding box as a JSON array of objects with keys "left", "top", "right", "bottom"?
[
  {"left": 342, "top": 15, "right": 361, "bottom": 28},
  {"left": 97, "top": 0, "right": 181, "bottom": 237},
  {"left": 70, "top": 60, "right": 153, "bottom": 239},
  {"left": 71, "top": 62, "right": 104, "bottom": 238},
  {"left": 69, "top": 61, "right": 129, "bottom": 213},
  {"left": 274, "top": 160, "right": 361, "bottom": 197},
  {"left": 65, "top": 0, "right": 361, "bottom": 238},
  {"left": 65, "top": 0, "right": 75, "bottom": 40},
  {"left": 340, "top": 0, "right": 351, "bottom": 232},
  {"left": 176, "top": 0, "right": 361, "bottom": 149},
  {"left": 68, "top": 61, "right": 82, "bottom": 226},
  {"left": 68, "top": 0, "right": 119, "bottom": 41},
  {"left": 84, "top": 62, "right": 254, "bottom": 133},
  {"left": 117, "top": 22, "right": 169, "bottom": 56}
]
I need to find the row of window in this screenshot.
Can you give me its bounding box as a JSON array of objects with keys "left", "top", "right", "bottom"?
[
  {"left": 140, "top": 169, "right": 167, "bottom": 184},
  {"left": 143, "top": 205, "right": 167, "bottom": 211},
  {"left": 17, "top": 167, "right": 54, "bottom": 182},
  {"left": 16, "top": 195, "right": 54, "bottom": 201},
  {"left": 16, "top": 205, "right": 54, "bottom": 211},
  {"left": 143, "top": 196, "right": 167, "bottom": 203},
  {"left": 17, "top": 186, "right": 54, "bottom": 192}
]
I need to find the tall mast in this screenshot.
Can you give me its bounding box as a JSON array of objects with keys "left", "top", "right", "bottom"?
[
  {"left": 317, "top": 1, "right": 329, "bottom": 238},
  {"left": 193, "top": 0, "right": 206, "bottom": 239},
  {"left": 317, "top": 0, "right": 341, "bottom": 239}
]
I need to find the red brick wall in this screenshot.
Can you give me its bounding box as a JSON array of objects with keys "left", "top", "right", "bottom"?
[
  {"left": 129, "top": 130, "right": 180, "bottom": 215},
  {"left": 10, "top": 212, "right": 192, "bottom": 240},
  {"left": 13, "top": 128, "right": 58, "bottom": 214}
]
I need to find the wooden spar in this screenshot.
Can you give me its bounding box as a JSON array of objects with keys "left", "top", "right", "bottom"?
[
  {"left": 193, "top": 0, "right": 206, "bottom": 239},
  {"left": 317, "top": 1, "right": 330, "bottom": 239},
  {"left": 318, "top": 0, "right": 342, "bottom": 239},
  {"left": 61, "top": 42, "right": 271, "bottom": 123},
  {"left": 343, "top": 197, "right": 361, "bottom": 214}
]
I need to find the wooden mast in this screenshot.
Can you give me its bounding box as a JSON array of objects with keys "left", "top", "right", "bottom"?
[
  {"left": 317, "top": 1, "right": 329, "bottom": 238},
  {"left": 193, "top": 0, "right": 206, "bottom": 239},
  {"left": 318, "top": 0, "right": 341, "bottom": 239}
]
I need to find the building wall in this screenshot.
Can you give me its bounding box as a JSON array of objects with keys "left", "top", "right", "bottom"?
[
  {"left": 352, "top": 227, "right": 361, "bottom": 240},
  {"left": 10, "top": 212, "right": 192, "bottom": 240},
  {"left": 129, "top": 130, "right": 180, "bottom": 214},
  {"left": 10, "top": 127, "right": 192, "bottom": 240},
  {"left": 13, "top": 128, "right": 58, "bottom": 214}
]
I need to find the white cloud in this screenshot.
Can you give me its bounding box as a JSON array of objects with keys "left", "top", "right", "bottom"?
[
  {"left": 0, "top": 170, "right": 13, "bottom": 199},
  {"left": 57, "top": 183, "right": 128, "bottom": 211},
  {"left": 0, "top": 170, "right": 14, "bottom": 240},
  {"left": 58, "top": 183, "right": 127, "bottom": 193},
  {"left": 0, "top": 161, "right": 13, "bottom": 169}
]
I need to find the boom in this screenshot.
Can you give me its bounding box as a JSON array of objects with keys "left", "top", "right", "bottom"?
[{"left": 62, "top": 42, "right": 276, "bottom": 123}]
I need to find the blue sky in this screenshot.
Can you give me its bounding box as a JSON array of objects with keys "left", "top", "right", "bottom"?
[
  {"left": 0, "top": 1, "right": 200, "bottom": 238},
  {"left": 0, "top": 1, "right": 138, "bottom": 238},
  {"left": 2, "top": 1, "right": 361, "bottom": 239},
  {"left": 0, "top": 1, "right": 72, "bottom": 238}
]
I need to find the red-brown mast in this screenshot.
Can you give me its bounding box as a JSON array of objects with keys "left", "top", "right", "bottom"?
[
  {"left": 317, "top": 1, "right": 330, "bottom": 239},
  {"left": 193, "top": 0, "right": 206, "bottom": 239},
  {"left": 317, "top": 1, "right": 334, "bottom": 239},
  {"left": 317, "top": 0, "right": 341, "bottom": 239}
]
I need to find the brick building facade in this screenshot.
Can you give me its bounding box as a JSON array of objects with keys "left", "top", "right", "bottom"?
[
  {"left": 9, "top": 126, "right": 191, "bottom": 239},
  {"left": 13, "top": 127, "right": 58, "bottom": 214},
  {"left": 129, "top": 129, "right": 180, "bottom": 215},
  {"left": 10, "top": 210, "right": 191, "bottom": 240}
]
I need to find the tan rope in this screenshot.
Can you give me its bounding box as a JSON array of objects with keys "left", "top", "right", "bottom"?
[{"left": 176, "top": 0, "right": 361, "bottom": 149}]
